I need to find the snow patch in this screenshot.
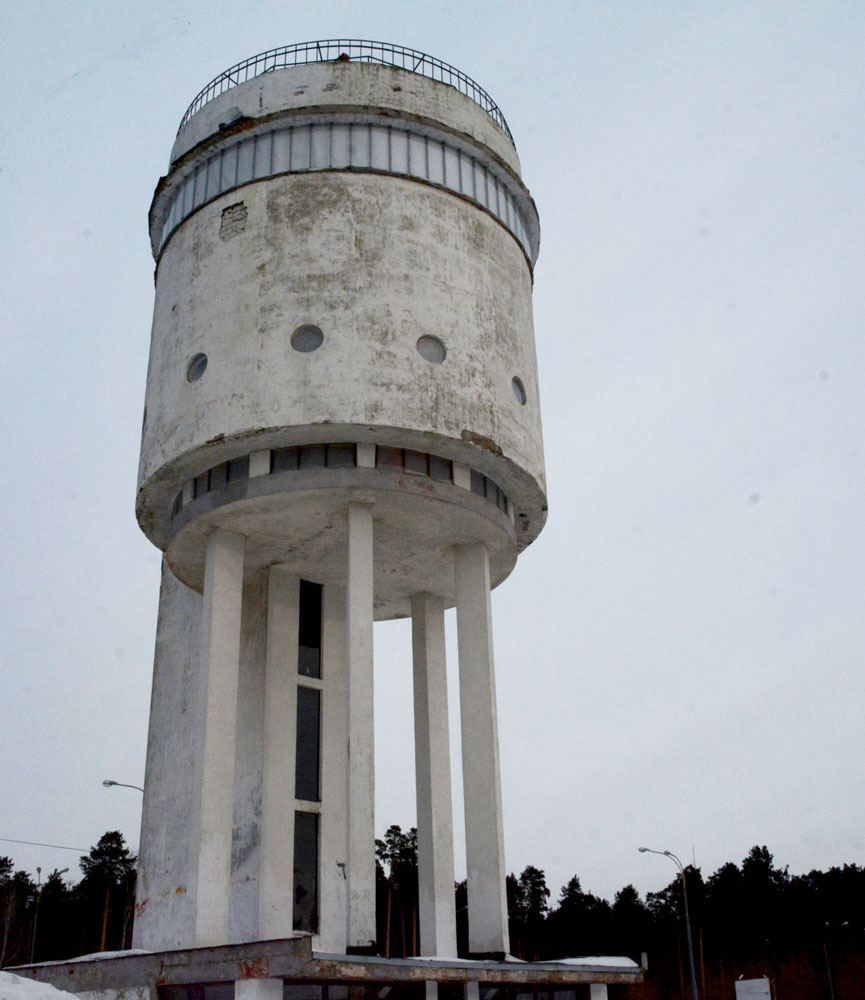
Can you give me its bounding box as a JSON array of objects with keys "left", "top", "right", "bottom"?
[
  {"left": 37, "top": 949, "right": 151, "bottom": 965},
  {"left": 547, "top": 956, "right": 640, "bottom": 968},
  {"left": 0, "top": 971, "right": 77, "bottom": 1000}
]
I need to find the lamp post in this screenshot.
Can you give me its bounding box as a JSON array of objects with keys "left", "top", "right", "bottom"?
[
  {"left": 102, "top": 780, "right": 144, "bottom": 792},
  {"left": 30, "top": 866, "right": 69, "bottom": 963},
  {"left": 639, "top": 846, "right": 699, "bottom": 1000},
  {"left": 100, "top": 779, "right": 143, "bottom": 950}
]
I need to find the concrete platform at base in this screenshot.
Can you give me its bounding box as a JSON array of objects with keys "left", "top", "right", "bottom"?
[{"left": 12, "top": 937, "right": 643, "bottom": 998}]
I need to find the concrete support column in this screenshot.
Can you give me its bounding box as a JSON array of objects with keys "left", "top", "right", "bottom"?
[
  {"left": 194, "top": 528, "right": 245, "bottom": 947},
  {"left": 258, "top": 567, "right": 300, "bottom": 939},
  {"left": 411, "top": 592, "right": 458, "bottom": 958},
  {"left": 236, "top": 979, "right": 284, "bottom": 1000},
  {"left": 589, "top": 986, "right": 609, "bottom": 1000},
  {"left": 454, "top": 543, "right": 509, "bottom": 957},
  {"left": 346, "top": 503, "right": 376, "bottom": 949}
]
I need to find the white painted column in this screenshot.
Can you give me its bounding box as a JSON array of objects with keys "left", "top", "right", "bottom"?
[
  {"left": 236, "top": 979, "right": 284, "bottom": 1000},
  {"left": 318, "top": 583, "right": 349, "bottom": 954},
  {"left": 454, "top": 543, "right": 509, "bottom": 957},
  {"left": 346, "top": 503, "right": 376, "bottom": 950},
  {"left": 194, "top": 527, "right": 245, "bottom": 947},
  {"left": 258, "top": 567, "right": 300, "bottom": 939},
  {"left": 411, "top": 592, "right": 458, "bottom": 958}
]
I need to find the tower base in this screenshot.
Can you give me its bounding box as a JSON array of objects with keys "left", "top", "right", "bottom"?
[{"left": 12, "top": 937, "right": 643, "bottom": 998}]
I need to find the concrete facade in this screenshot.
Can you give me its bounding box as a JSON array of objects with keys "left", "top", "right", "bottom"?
[{"left": 134, "top": 45, "right": 547, "bottom": 965}]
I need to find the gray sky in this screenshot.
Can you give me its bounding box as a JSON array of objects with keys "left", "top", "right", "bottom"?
[{"left": 1, "top": 1, "right": 863, "bottom": 907}]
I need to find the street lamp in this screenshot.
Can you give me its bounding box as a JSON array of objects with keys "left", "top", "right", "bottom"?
[
  {"left": 639, "top": 846, "right": 699, "bottom": 1000},
  {"left": 30, "top": 866, "right": 69, "bottom": 963},
  {"left": 102, "top": 780, "right": 144, "bottom": 792}
]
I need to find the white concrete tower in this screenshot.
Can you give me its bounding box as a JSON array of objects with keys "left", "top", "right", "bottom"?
[{"left": 134, "top": 41, "right": 544, "bottom": 961}]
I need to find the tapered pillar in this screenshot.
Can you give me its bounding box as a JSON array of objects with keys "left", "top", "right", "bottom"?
[
  {"left": 454, "top": 543, "right": 509, "bottom": 957},
  {"left": 411, "top": 592, "right": 458, "bottom": 957},
  {"left": 346, "top": 503, "right": 376, "bottom": 949},
  {"left": 258, "top": 567, "right": 300, "bottom": 938},
  {"left": 194, "top": 527, "right": 245, "bottom": 947}
]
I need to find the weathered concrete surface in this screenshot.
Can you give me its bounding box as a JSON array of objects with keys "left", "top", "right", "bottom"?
[
  {"left": 135, "top": 52, "right": 547, "bottom": 966},
  {"left": 454, "top": 544, "right": 509, "bottom": 957},
  {"left": 138, "top": 170, "right": 545, "bottom": 557},
  {"left": 13, "top": 941, "right": 642, "bottom": 994},
  {"left": 133, "top": 562, "right": 204, "bottom": 951},
  {"left": 170, "top": 61, "right": 521, "bottom": 175},
  {"left": 317, "top": 583, "right": 348, "bottom": 954},
  {"left": 165, "top": 468, "right": 516, "bottom": 618},
  {"left": 257, "top": 568, "right": 300, "bottom": 940},
  {"left": 411, "top": 592, "right": 457, "bottom": 957},
  {"left": 345, "top": 504, "right": 376, "bottom": 949},
  {"left": 195, "top": 529, "right": 246, "bottom": 946}
]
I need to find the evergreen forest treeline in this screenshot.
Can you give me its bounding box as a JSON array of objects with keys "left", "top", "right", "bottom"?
[
  {"left": 375, "top": 825, "right": 865, "bottom": 999},
  {"left": 3, "top": 827, "right": 864, "bottom": 998}
]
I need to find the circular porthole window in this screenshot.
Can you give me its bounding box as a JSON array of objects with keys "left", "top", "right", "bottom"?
[
  {"left": 291, "top": 325, "right": 324, "bottom": 353},
  {"left": 187, "top": 353, "right": 208, "bottom": 382},
  {"left": 416, "top": 335, "right": 446, "bottom": 364},
  {"left": 512, "top": 376, "right": 527, "bottom": 405}
]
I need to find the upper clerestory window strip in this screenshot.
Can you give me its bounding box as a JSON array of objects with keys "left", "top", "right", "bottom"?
[{"left": 159, "top": 120, "right": 533, "bottom": 260}]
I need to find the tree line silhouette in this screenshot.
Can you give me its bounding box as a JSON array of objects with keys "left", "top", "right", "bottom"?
[
  {"left": 0, "top": 831, "right": 136, "bottom": 967},
  {"left": 3, "top": 827, "right": 864, "bottom": 998},
  {"left": 375, "top": 827, "right": 865, "bottom": 999}
]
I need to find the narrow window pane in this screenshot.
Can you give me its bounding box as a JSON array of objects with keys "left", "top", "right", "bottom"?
[
  {"left": 470, "top": 469, "right": 485, "bottom": 497},
  {"left": 293, "top": 811, "right": 319, "bottom": 932},
  {"left": 473, "top": 162, "right": 486, "bottom": 204},
  {"left": 227, "top": 455, "right": 249, "bottom": 482},
  {"left": 408, "top": 133, "right": 427, "bottom": 179},
  {"left": 429, "top": 455, "right": 452, "bottom": 482},
  {"left": 390, "top": 129, "right": 409, "bottom": 174},
  {"left": 193, "top": 472, "right": 208, "bottom": 499},
  {"left": 310, "top": 125, "right": 330, "bottom": 170},
  {"left": 298, "top": 444, "right": 326, "bottom": 469},
  {"left": 237, "top": 138, "right": 254, "bottom": 185},
  {"left": 254, "top": 132, "right": 273, "bottom": 179},
  {"left": 376, "top": 446, "right": 403, "bottom": 469},
  {"left": 298, "top": 579, "right": 322, "bottom": 679},
  {"left": 273, "top": 129, "right": 291, "bottom": 173},
  {"left": 331, "top": 124, "right": 350, "bottom": 168},
  {"left": 326, "top": 443, "right": 355, "bottom": 468},
  {"left": 206, "top": 157, "right": 221, "bottom": 201},
  {"left": 428, "top": 139, "right": 444, "bottom": 185},
  {"left": 444, "top": 146, "right": 460, "bottom": 190},
  {"left": 221, "top": 145, "right": 239, "bottom": 190},
  {"left": 292, "top": 126, "right": 311, "bottom": 171},
  {"left": 272, "top": 446, "right": 299, "bottom": 472},
  {"left": 350, "top": 124, "right": 371, "bottom": 168},
  {"left": 181, "top": 175, "right": 194, "bottom": 216},
  {"left": 404, "top": 450, "right": 428, "bottom": 476},
  {"left": 209, "top": 462, "right": 228, "bottom": 491},
  {"left": 370, "top": 126, "right": 390, "bottom": 170},
  {"left": 295, "top": 687, "right": 321, "bottom": 801},
  {"left": 284, "top": 988, "right": 323, "bottom": 1000}
]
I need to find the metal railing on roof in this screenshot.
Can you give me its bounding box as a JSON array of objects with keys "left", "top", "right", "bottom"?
[{"left": 177, "top": 39, "right": 513, "bottom": 143}]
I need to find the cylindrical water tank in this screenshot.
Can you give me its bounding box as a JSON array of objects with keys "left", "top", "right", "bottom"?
[{"left": 137, "top": 42, "right": 545, "bottom": 617}]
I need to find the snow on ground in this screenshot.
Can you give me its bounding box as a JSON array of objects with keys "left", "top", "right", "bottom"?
[
  {"left": 0, "top": 972, "right": 76, "bottom": 1000},
  {"left": 36, "top": 949, "right": 151, "bottom": 965},
  {"left": 547, "top": 957, "right": 641, "bottom": 968}
]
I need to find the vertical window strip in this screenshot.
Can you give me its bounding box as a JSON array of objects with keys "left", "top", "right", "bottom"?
[
  {"left": 295, "top": 686, "right": 321, "bottom": 802},
  {"left": 292, "top": 811, "right": 319, "bottom": 933}
]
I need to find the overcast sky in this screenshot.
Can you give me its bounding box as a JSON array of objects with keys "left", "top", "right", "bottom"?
[{"left": 1, "top": 1, "right": 863, "bottom": 908}]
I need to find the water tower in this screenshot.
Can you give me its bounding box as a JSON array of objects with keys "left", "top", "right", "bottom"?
[{"left": 134, "top": 40, "right": 545, "bottom": 961}]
